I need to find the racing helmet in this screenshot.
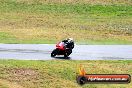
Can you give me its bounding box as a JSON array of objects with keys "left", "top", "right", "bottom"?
[{"left": 67, "top": 38, "right": 74, "bottom": 42}]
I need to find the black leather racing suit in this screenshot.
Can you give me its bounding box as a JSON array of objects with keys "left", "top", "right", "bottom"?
[{"left": 62, "top": 40, "right": 74, "bottom": 49}]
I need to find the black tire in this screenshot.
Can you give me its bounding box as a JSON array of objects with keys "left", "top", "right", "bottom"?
[
  {"left": 64, "top": 52, "right": 68, "bottom": 58},
  {"left": 65, "top": 49, "right": 72, "bottom": 57},
  {"left": 76, "top": 76, "right": 87, "bottom": 85},
  {"left": 51, "top": 49, "right": 57, "bottom": 57},
  {"left": 68, "top": 49, "right": 72, "bottom": 56}
]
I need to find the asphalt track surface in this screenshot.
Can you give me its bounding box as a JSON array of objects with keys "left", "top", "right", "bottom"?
[{"left": 0, "top": 44, "right": 132, "bottom": 60}]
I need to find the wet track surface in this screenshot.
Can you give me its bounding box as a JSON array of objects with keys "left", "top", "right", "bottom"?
[{"left": 0, "top": 44, "right": 132, "bottom": 60}]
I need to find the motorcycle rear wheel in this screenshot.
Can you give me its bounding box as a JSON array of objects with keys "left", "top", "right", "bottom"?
[
  {"left": 64, "top": 53, "right": 68, "bottom": 58},
  {"left": 64, "top": 49, "right": 72, "bottom": 57}
]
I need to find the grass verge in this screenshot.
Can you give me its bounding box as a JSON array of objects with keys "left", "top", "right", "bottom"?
[
  {"left": 0, "top": 0, "right": 132, "bottom": 44},
  {"left": 0, "top": 60, "right": 131, "bottom": 88}
]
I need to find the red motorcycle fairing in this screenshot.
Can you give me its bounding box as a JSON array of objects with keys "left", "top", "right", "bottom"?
[{"left": 56, "top": 42, "right": 65, "bottom": 50}]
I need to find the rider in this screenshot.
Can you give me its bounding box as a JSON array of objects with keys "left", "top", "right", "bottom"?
[{"left": 62, "top": 38, "right": 74, "bottom": 49}]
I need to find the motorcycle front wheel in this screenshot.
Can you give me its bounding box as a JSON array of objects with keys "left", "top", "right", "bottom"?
[{"left": 51, "top": 49, "right": 57, "bottom": 57}]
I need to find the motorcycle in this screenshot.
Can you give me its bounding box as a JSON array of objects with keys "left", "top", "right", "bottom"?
[{"left": 51, "top": 42, "right": 72, "bottom": 58}]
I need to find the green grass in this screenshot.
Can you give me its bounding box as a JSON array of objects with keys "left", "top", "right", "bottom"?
[
  {"left": 0, "top": 0, "right": 132, "bottom": 44},
  {"left": 0, "top": 32, "right": 56, "bottom": 44},
  {"left": 0, "top": 32, "right": 17, "bottom": 43},
  {"left": 0, "top": 1, "right": 131, "bottom": 16},
  {"left": 0, "top": 60, "right": 132, "bottom": 88}
]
